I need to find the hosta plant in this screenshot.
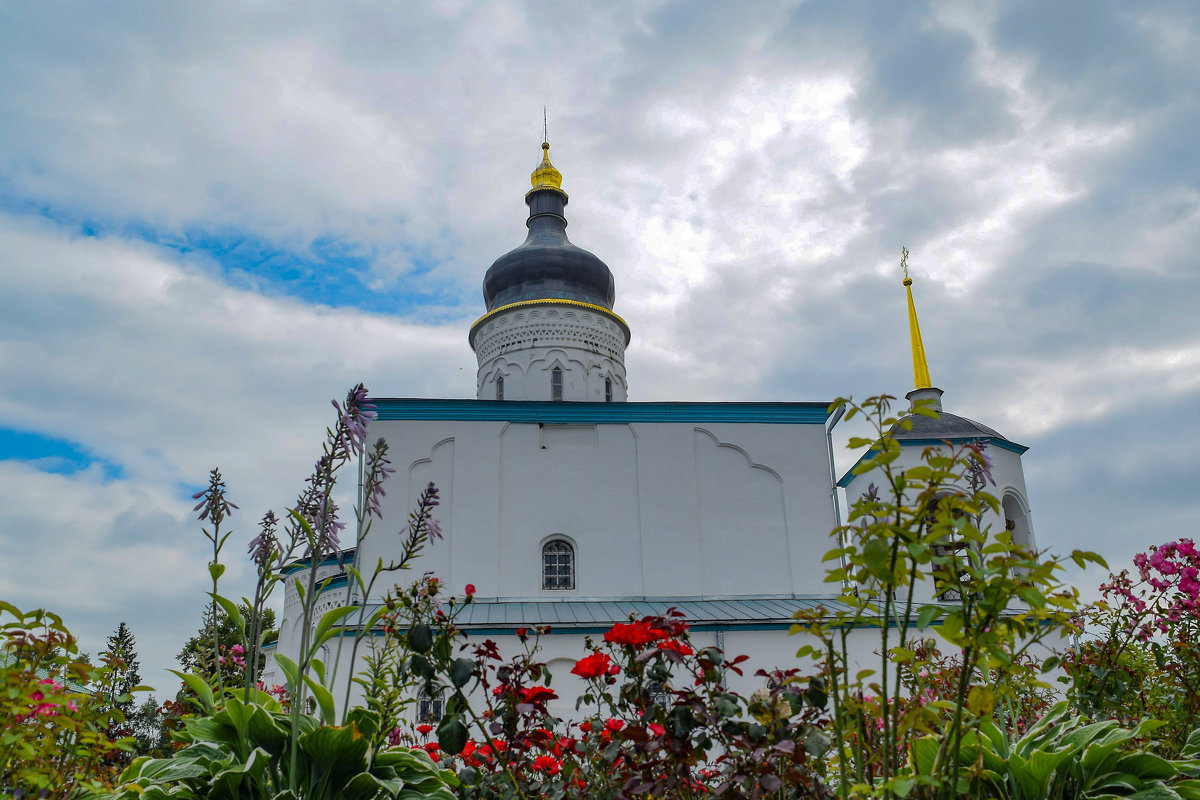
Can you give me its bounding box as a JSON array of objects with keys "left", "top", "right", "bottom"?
[
  {"left": 912, "top": 701, "right": 1200, "bottom": 800},
  {"left": 88, "top": 691, "right": 457, "bottom": 800}
]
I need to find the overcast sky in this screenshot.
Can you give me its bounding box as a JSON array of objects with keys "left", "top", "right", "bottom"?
[{"left": 2, "top": 0, "right": 1197, "bottom": 690}]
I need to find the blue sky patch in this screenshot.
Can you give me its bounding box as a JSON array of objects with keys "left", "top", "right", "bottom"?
[
  {"left": 0, "top": 188, "right": 471, "bottom": 319},
  {"left": 0, "top": 427, "right": 124, "bottom": 480}
]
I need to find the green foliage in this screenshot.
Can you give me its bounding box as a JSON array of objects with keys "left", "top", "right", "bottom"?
[
  {"left": 1, "top": 602, "right": 134, "bottom": 798},
  {"left": 1066, "top": 537, "right": 1200, "bottom": 756},
  {"left": 937, "top": 701, "right": 1200, "bottom": 799},
  {"left": 792, "top": 395, "right": 1102, "bottom": 799},
  {"left": 89, "top": 695, "right": 457, "bottom": 800},
  {"left": 104, "top": 622, "right": 142, "bottom": 715}
]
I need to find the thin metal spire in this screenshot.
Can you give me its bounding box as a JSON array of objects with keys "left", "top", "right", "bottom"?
[
  {"left": 543, "top": 106, "right": 548, "bottom": 145},
  {"left": 901, "top": 247, "right": 933, "bottom": 390}
]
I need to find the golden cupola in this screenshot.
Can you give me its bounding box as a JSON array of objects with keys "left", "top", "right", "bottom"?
[{"left": 527, "top": 142, "right": 567, "bottom": 199}]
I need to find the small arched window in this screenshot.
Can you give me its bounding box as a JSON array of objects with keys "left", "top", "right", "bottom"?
[
  {"left": 551, "top": 367, "right": 563, "bottom": 402},
  {"left": 542, "top": 539, "right": 575, "bottom": 590},
  {"left": 417, "top": 684, "right": 444, "bottom": 723},
  {"left": 605, "top": 377, "right": 613, "bottom": 403},
  {"left": 496, "top": 374, "right": 504, "bottom": 401}
]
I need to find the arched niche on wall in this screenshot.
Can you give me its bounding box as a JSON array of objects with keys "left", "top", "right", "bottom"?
[{"left": 1002, "top": 491, "right": 1034, "bottom": 551}]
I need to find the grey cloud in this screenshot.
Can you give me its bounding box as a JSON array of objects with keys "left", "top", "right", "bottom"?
[{"left": 993, "top": 1, "right": 1199, "bottom": 114}]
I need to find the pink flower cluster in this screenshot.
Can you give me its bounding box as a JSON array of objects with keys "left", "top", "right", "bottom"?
[
  {"left": 20, "top": 677, "right": 78, "bottom": 722},
  {"left": 217, "top": 643, "right": 246, "bottom": 668},
  {"left": 1101, "top": 538, "right": 1200, "bottom": 641}
]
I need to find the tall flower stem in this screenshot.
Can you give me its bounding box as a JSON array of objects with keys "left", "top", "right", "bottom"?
[{"left": 192, "top": 468, "right": 236, "bottom": 701}]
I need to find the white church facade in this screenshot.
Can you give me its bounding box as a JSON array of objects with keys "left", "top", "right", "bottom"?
[{"left": 266, "top": 141, "right": 1038, "bottom": 719}]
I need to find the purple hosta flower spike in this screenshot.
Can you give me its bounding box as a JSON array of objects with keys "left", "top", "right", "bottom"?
[
  {"left": 364, "top": 438, "right": 395, "bottom": 521},
  {"left": 331, "top": 383, "right": 378, "bottom": 459},
  {"left": 421, "top": 483, "right": 442, "bottom": 540},
  {"left": 311, "top": 496, "right": 347, "bottom": 555},
  {"left": 967, "top": 441, "right": 995, "bottom": 487},
  {"left": 248, "top": 510, "right": 279, "bottom": 569},
  {"left": 192, "top": 468, "right": 238, "bottom": 524}
]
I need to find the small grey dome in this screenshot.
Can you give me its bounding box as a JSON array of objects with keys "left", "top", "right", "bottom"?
[{"left": 894, "top": 411, "right": 1005, "bottom": 441}]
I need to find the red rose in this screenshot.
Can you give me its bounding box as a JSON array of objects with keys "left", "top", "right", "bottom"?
[
  {"left": 657, "top": 639, "right": 694, "bottom": 656},
  {"left": 465, "top": 583, "right": 476, "bottom": 596},
  {"left": 649, "top": 722, "right": 666, "bottom": 736},
  {"left": 416, "top": 723, "right": 433, "bottom": 736},
  {"left": 531, "top": 754, "right": 562, "bottom": 776},
  {"left": 603, "top": 620, "right": 667, "bottom": 648},
  {"left": 571, "top": 652, "right": 615, "bottom": 679},
  {"left": 520, "top": 685, "right": 558, "bottom": 705}
]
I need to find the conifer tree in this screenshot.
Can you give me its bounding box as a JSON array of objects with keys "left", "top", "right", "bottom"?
[{"left": 104, "top": 621, "right": 141, "bottom": 717}]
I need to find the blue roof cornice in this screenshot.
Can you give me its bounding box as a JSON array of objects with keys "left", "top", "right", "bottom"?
[
  {"left": 836, "top": 435, "right": 1029, "bottom": 488},
  {"left": 374, "top": 399, "right": 832, "bottom": 425}
]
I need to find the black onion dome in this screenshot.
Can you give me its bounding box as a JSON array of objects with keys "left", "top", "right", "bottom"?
[{"left": 482, "top": 144, "right": 616, "bottom": 311}]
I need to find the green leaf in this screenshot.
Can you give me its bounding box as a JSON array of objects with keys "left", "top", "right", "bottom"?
[
  {"left": 246, "top": 705, "right": 288, "bottom": 756},
  {"left": 210, "top": 746, "right": 271, "bottom": 797},
  {"left": 343, "top": 707, "right": 381, "bottom": 739},
  {"left": 1116, "top": 753, "right": 1178, "bottom": 781},
  {"left": 288, "top": 507, "right": 318, "bottom": 550},
  {"left": 915, "top": 604, "right": 942, "bottom": 630},
  {"left": 349, "top": 566, "right": 367, "bottom": 595},
  {"left": 1181, "top": 728, "right": 1200, "bottom": 759},
  {"left": 1124, "top": 786, "right": 1183, "bottom": 800},
  {"left": 210, "top": 593, "right": 246, "bottom": 638},
  {"left": 208, "top": 562, "right": 226, "bottom": 582},
  {"left": 862, "top": 538, "right": 892, "bottom": 579},
  {"left": 297, "top": 723, "right": 370, "bottom": 777},
  {"left": 450, "top": 657, "right": 475, "bottom": 689},
  {"left": 170, "top": 669, "right": 214, "bottom": 712},
  {"left": 904, "top": 466, "right": 932, "bottom": 482},
  {"left": 911, "top": 736, "right": 938, "bottom": 776},
  {"left": 273, "top": 653, "right": 301, "bottom": 693},
  {"left": 309, "top": 604, "right": 360, "bottom": 654},
  {"left": 940, "top": 613, "right": 964, "bottom": 645},
  {"left": 967, "top": 685, "right": 995, "bottom": 716},
  {"left": 409, "top": 622, "right": 432, "bottom": 653},
  {"left": 410, "top": 654, "right": 434, "bottom": 680},
  {"left": 436, "top": 717, "right": 468, "bottom": 755},
  {"left": 341, "top": 772, "right": 392, "bottom": 800},
  {"left": 303, "top": 672, "right": 337, "bottom": 723},
  {"left": 892, "top": 775, "right": 915, "bottom": 798}
]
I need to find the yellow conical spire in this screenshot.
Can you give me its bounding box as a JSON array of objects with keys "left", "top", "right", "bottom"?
[
  {"left": 530, "top": 141, "right": 563, "bottom": 192},
  {"left": 901, "top": 247, "right": 932, "bottom": 390}
]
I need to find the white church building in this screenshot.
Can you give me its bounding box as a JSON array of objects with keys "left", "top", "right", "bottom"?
[{"left": 266, "top": 141, "right": 1038, "bottom": 720}]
